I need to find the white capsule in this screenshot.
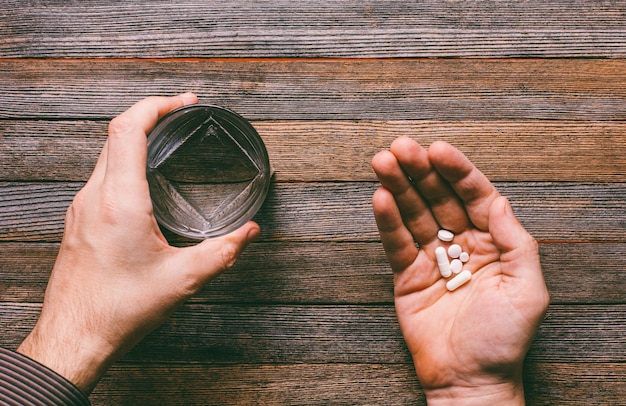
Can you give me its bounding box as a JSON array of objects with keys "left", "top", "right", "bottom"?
[
  {"left": 450, "top": 259, "right": 463, "bottom": 274},
  {"left": 459, "top": 252, "right": 470, "bottom": 263},
  {"left": 448, "top": 244, "right": 462, "bottom": 259},
  {"left": 437, "top": 229, "right": 454, "bottom": 242},
  {"left": 435, "top": 246, "right": 451, "bottom": 278},
  {"left": 446, "top": 270, "right": 472, "bottom": 291}
]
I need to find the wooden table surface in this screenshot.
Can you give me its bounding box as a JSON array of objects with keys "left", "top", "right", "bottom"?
[{"left": 1, "top": 2, "right": 625, "bottom": 405}]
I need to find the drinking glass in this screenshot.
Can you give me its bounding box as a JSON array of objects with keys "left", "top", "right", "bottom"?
[{"left": 146, "top": 105, "right": 271, "bottom": 239}]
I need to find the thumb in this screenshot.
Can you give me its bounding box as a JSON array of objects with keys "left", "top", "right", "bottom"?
[
  {"left": 177, "top": 221, "right": 261, "bottom": 291},
  {"left": 488, "top": 196, "right": 535, "bottom": 253},
  {"left": 488, "top": 196, "right": 542, "bottom": 278},
  {"left": 488, "top": 197, "right": 550, "bottom": 324}
]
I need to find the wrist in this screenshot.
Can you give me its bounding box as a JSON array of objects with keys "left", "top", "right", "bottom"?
[
  {"left": 17, "top": 321, "right": 115, "bottom": 394},
  {"left": 424, "top": 380, "right": 525, "bottom": 406}
]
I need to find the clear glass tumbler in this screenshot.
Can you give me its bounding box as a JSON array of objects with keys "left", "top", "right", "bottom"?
[{"left": 146, "top": 105, "right": 271, "bottom": 239}]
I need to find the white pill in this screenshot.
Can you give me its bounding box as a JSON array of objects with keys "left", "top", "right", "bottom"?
[
  {"left": 435, "top": 246, "right": 451, "bottom": 278},
  {"left": 437, "top": 229, "right": 454, "bottom": 242},
  {"left": 459, "top": 252, "right": 470, "bottom": 263},
  {"left": 448, "top": 244, "right": 462, "bottom": 258},
  {"left": 450, "top": 259, "right": 463, "bottom": 274},
  {"left": 446, "top": 270, "right": 472, "bottom": 291}
]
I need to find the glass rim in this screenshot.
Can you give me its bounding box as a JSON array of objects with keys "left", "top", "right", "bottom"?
[{"left": 146, "top": 104, "right": 271, "bottom": 240}]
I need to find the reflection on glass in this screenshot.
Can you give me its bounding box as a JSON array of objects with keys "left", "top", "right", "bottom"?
[{"left": 147, "top": 105, "right": 271, "bottom": 239}]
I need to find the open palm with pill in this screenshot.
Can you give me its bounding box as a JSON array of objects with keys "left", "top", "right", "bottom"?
[{"left": 372, "top": 137, "right": 549, "bottom": 405}]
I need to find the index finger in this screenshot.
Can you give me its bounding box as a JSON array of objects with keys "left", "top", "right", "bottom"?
[
  {"left": 372, "top": 187, "right": 420, "bottom": 273},
  {"left": 103, "top": 93, "right": 198, "bottom": 187}
]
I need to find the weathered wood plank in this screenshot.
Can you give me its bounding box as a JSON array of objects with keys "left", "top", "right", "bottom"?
[
  {"left": 1, "top": 1, "right": 625, "bottom": 58},
  {"left": 2, "top": 120, "right": 625, "bottom": 183},
  {"left": 523, "top": 362, "right": 626, "bottom": 405},
  {"left": 86, "top": 362, "right": 626, "bottom": 406},
  {"left": 1, "top": 59, "right": 625, "bottom": 120},
  {"left": 91, "top": 363, "right": 425, "bottom": 406},
  {"left": 1, "top": 3, "right": 622, "bottom": 405},
  {"left": 0, "top": 182, "right": 624, "bottom": 242},
  {"left": 0, "top": 182, "right": 79, "bottom": 242},
  {"left": 1, "top": 242, "right": 624, "bottom": 305},
  {"left": 2, "top": 303, "right": 624, "bottom": 364}
]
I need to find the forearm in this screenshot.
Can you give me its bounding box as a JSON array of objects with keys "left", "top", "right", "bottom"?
[{"left": 0, "top": 347, "right": 90, "bottom": 405}]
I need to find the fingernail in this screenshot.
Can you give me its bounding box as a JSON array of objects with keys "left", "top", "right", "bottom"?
[
  {"left": 247, "top": 225, "right": 261, "bottom": 243},
  {"left": 179, "top": 92, "right": 197, "bottom": 106}
]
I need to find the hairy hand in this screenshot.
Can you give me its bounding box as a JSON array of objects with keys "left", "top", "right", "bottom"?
[{"left": 18, "top": 94, "right": 260, "bottom": 393}]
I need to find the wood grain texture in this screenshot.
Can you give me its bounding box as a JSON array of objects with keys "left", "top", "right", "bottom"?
[
  {"left": 2, "top": 120, "right": 625, "bottom": 182},
  {"left": 1, "top": 1, "right": 625, "bottom": 58},
  {"left": 85, "top": 362, "right": 626, "bottom": 406},
  {"left": 1, "top": 242, "right": 624, "bottom": 305},
  {"left": 91, "top": 363, "right": 425, "bottom": 406},
  {"left": 1, "top": 59, "right": 626, "bottom": 120},
  {"left": 1, "top": 2, "right": 625, "bottom": 403},
  {"left": 523, "top": 362, "right": 626, "bottom": 405},
  {"left": 1, "top": 182, "right": 623, "bottom": 242},
  {"left": 1, "top": 303, "right": 624, "bottom": 364}
]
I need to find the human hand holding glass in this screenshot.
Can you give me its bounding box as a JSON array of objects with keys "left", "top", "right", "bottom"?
[
  {"left": 372, "top": 137, "right": 549, "bottom": 405},
  {"left": 17, "top": 94, "right": 260, "bottom": 394}
]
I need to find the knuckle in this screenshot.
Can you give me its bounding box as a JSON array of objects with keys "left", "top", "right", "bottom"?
[
  {"left": 219, "top": 242, "right": 241, "bottom": 270},
  {"left": 108, "top": 114, "right": 134, "bottom": 138},
  {"left": 177, "top": 272, "right": 204, "bottom": 298},
  {"left": 67, "top": 188, "right": 88, "bottom": 219},
  {"left": 526, "top": 234, "right": 540, "bottom": 253}
]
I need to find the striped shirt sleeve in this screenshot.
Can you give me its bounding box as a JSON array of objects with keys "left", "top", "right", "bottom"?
[{"left": 0, "top": 347, "right": 90, "bottom": 406}]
